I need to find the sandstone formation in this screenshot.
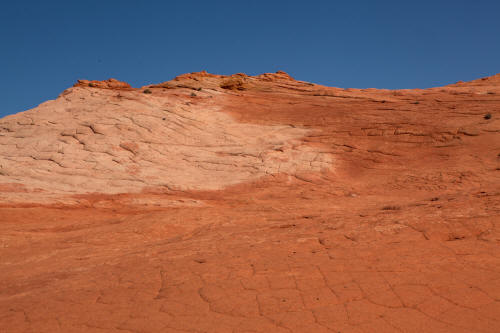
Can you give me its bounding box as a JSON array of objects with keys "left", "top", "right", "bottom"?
[
  {"left": 0, "top": 74, "right": 330, "bottom": 202},
  {"left": 0, "top": 71, "right": 499, "bottom": 332}
]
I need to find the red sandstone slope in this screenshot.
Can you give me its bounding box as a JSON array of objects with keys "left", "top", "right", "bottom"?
[{"left": 0, "top": 72, "right": 499, "bottom": 333}]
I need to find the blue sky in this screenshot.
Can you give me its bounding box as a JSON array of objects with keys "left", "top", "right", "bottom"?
[{"left": 1, "top": 0, "right": 499, "bottom": 117}]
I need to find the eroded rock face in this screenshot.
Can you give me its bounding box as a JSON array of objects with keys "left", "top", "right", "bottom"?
[
  {"left": 1, "top": 71, "right": 500, "bottom": 333},
  {"left": 0, "top": 79, "right": 331, "bottom": 199}
]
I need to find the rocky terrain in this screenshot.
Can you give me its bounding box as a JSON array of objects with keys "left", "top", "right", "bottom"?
[{"left": 0, "top": 71, "right": 499, "bottom": 332}]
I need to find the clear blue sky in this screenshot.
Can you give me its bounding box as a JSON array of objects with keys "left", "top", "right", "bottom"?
[{"left": 1, "top": 0, "right": 499, "bottom": 117}]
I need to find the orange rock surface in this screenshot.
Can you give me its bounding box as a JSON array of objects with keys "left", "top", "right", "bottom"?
[{"left": 0, "top": 71, "right": 499, "bottom": 332}]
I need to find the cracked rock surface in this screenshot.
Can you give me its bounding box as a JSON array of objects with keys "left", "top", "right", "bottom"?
[
  {"left": 0, "top": 79, "right": 330, "bottom": 202},
  {"left": 0, "top": 71, "right": 500, "bottom": 332}
]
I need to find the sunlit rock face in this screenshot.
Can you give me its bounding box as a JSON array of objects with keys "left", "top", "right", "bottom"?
[{"left": 0, "top": 71, "right": 499, "bottom": 333}]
